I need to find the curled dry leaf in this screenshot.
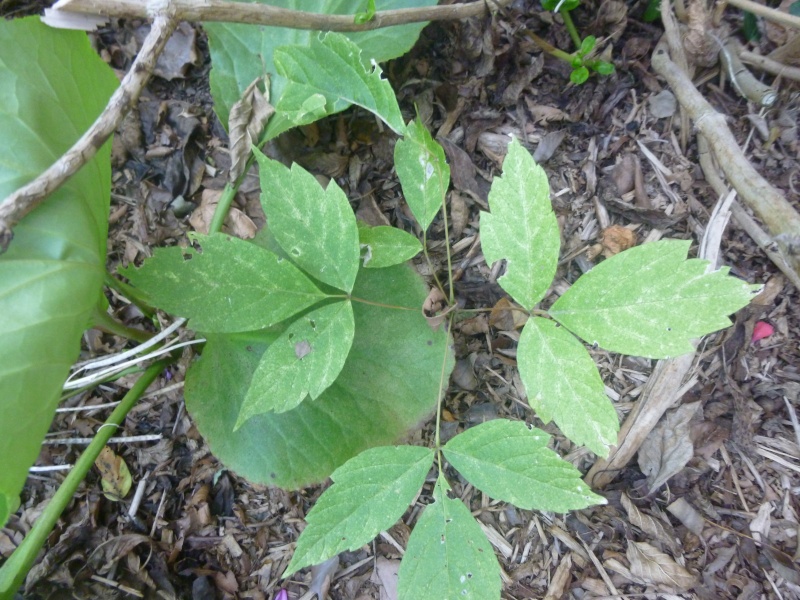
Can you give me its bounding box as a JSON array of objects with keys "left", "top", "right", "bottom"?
[
  {"left": 449, "top": 191, "right": 470, "bottom": 239},
  {"left": 422, "top": 287, "right": 455, "bottom": 330},
  {"left": 627, "top": 541, "right": 697, "bottom": 590},
  {"left": 94, "top": 446, "right": 132, "bottom": 501},
  {"left": 228, "top": 76, "right": 275, "bottom": 183},
  {"left": 638, "top": 402, "right": 701, "bottom": 493},
  {"left": 599, "top": 225, "right": 637, "bottom": 257},
  {"left": 621, "top": 493, "right": 680, "bottom": 555},
  {"left": 489, "top": 297, "right": 528, "bottom": 331}
]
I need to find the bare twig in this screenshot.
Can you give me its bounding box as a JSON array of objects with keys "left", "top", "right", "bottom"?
[
  {"left": 651, "top": 39, "right": 800, "bottom": 278},
  {"left": 739, "top": 49, "right": 800, "bottom": 81},
  {"left": 0, "top": 11, "right": 178, "bottom": 251},
  {"left": 698, "top": 133, "right": 800, "bottom": 289},
  {"left": 48, "top": 0, "right": 512, "bottom": 30},
  {"left": 3, "top": 0, "right": 511, "bottom": 252},
  {"left": 725, "top": 0, "right": 800, "bottom": 30}
]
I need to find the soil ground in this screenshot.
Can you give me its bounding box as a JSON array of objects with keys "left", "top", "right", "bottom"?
[{"left": 2, "top": 1, "right": 800, "bottom": 598}]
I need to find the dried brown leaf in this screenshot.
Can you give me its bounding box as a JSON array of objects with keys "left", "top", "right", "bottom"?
[
  {"left": 94, "top": 446, "right": 132, "bottom": 501},
  {"left": 600, "top": 225, "right": 637, "bottom": 257},
  {"left": 638, "top": 402, "right": 701, "bottom": 492},
  {"left": 525, "top": 100, "right": 572, "bottom": 125},
  {"left": 621, "top": 494, "right": 680, "bottom": 555},
  {"left": 228, "top": 77, "right": 274, "bottom": 182},
  {"left": 627, "top": 541, "right": 697, "bottom": 590}
]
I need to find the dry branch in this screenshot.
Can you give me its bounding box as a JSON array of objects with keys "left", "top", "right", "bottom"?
[
  {"left": 0, "top": 12, "right": 178, "bottom": 251},
  {"left": 651, "top": 41, "right": 800, "bottom": 278},
  {"left": 48, "top": 0, "right": 513, "bottom": 30},
  {"left": 1, "top": 0, "right": 512, "bottom": 251}
]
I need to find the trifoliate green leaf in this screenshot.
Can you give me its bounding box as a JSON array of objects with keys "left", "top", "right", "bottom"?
[
  {"left": 121, "top": 233, "right": 328, "bottom": 333},
  {"left": 236, "top": 301, "right": 355, "bottom": 427},
  {"left": 285, "top": 445, "right": 433, "bottom": 577},
  {"left": 255, "top": 149, "right": 360, "bottom": 293},
  {"left": 479, "top": 137, "right": 560, "bottom": 310},
  {"left": 398, "top": 475, "right": 500, "bottom": 600},
  {"left": 394, "top": 119, "right": 450, "bottom": 230},
  {"left": 443, "top": 419, "right": 606, "bottom": 511},
  {"left": 549, "top": 240, "right": 761, "bottom": 358},
  {"left": 358, "top": 223, "right": 422, "bottom": 268},
  {"left": 517, "top": 318, "right": 618, "bottom": 456},
  {"left": 273, "top": 32, "right": 404, "bottom": 135}
]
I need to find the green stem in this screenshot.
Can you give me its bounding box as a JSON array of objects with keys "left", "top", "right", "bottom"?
[
  {"left": 208, "top": 182, "right": 238, "bottom": 235},
  {"left": 92, "top": 308, "right": 153, "bottom": 344},
  {"left": 0, "top": 360, "right": 169, "bottom": 599},
  {"left": 104, "top": 272, "right": 156, "bottom": 318},
  {"left": 560, "top": 10, "right": 583, "bottom": 51},
  {"left": 522, "top": 30, "right": 577, "bottom": 65},
  {"left": 433, "top": 312, "right": 455, "bottom": 451}
]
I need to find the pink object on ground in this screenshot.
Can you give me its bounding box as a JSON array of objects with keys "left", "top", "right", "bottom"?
[{"left": 751, "top": 321, "right": 775, "bottom": 343}]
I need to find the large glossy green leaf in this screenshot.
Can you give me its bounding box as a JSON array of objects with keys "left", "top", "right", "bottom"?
[
  {"left": 517, "top": 318, "right": 618, "bottom": 456},
  {"left": 443, "top": 420, "right": 606, "bottom": 512},
  {"left": 398, "top": 474, "right": 501, "bottom": 600},
  {"left": 394, "top": 118, "right": 450, "bottom": 231},
  {"left": 549, "top": 240, "right": 762, "bottom": 358},
  {"left": 255, "top": 149, "right": 360, "bottom": 292},
  {"left": 121, "top": 233, "right": 329, "bottom": 333},
  {"left": 205, "top": 0, "right": 436, "bottom": 133},
  {"left": 479, "top": 137, "right": 560, "bottom": 310},
  {"left": 184, "top": 263, "right": 453, "bottom": 489},
  {"left": 272, "top": 32, "right": 404, "bottom": 136},
  {"left": 237, "top": 300, "right": 355, "bottom": 425},
  {"left": 0, "top": 17, "right": 117, "bottom": 528},
  {"left": 285, "top": 445, "right": 434, "bottom": 577}
]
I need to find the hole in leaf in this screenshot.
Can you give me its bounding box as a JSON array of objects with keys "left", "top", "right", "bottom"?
[
  {"left": 309, "top": 319, "right": 316, "bottom": 330},
  {"left": 467, "top": 573, "right": 473, "bottom": 579},
  {"left": 181, "top": 253, "right": 193, "bottom": 261},
  {"left": 295, "top": 340, "right": 312, "bottom": 359},
  {"left": 291, "top": 248, "right": 301, "bottom": 257},
  {"left": 666, "top": 327, "right": 672, "bottom": 332}
]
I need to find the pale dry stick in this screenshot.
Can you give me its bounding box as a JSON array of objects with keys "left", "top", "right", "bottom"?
[
  {"left": 42, "top": 434, "right": 163, "bottom": 445},
  {"left": 725, "top": 0, "right": 800, "bottom": 30},
  {"left": 48, "top": 0, "right": 513, "bottom": 30},
  {"left": 0, "top": 10, "right": 178, "bottom": 252},
  {"left": 651, "top": 39, "right": 800, "bottom": 279},
  {"left": 739, "top": 50, "right": 800, "bottom": 82},
  {"left": 659, "top": 0, "right": 691, "bottom": 152},
  {"left": 4, "top": 0, "right": 512, "bottom": 251},
  {"left": 697, "top": 133, "right": 800, "bottom": 289}
]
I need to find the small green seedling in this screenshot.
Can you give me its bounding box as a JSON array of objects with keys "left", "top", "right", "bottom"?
[{"left": 539, "top": 0, "right": 616, "bottom": 83}]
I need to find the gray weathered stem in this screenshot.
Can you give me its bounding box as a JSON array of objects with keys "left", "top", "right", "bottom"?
[
  {"left": 0, "top": 12, "right": 178, "bottom": 251},
  {"left": 48, "top": 0, "right": 512, "bottom": 30}
]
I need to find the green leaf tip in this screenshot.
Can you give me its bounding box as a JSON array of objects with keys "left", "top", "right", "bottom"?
[
  {"left": 254, "top": 148, "right": 360, "bottom": 293},
  {"left": 550, "top": 239, "right": 762, "bottom": 358},
  {"left": 357, "top": 223, "right": 422, "bottom": 268},
  {"left": 121, "top": 233, "right": 328, "bottom": 333},
  {"left": 394, "top": 118, "right": 450, "bottom": 230},
  {"left": 398, "top": 474, "right": 501, "bottom": 600},
  {"left": 518, "top": 318, "right": 618, "bottom": 456},
  {"left": 284, "top": 445, "right": 434, "bottom": 577},
  {"left": 444, "top": 419, "right": 606, "bottom": 511},
  {"left": 236, "top": 300, "right": 356, "bottom": 428},
  {"left": 274, "top": 32, "right": 405, "bottom": 135},
  {"left": 479, "top": 137, "right": 560, "bottom": 310}
]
